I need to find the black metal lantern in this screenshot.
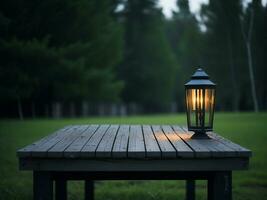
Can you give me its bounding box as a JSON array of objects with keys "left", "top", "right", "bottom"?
[{"left": 185, "top": 68, "right": 216, "bottom": 139}]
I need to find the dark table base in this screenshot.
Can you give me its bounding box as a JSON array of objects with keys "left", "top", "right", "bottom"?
[{"left": 33, "top": 171, "right": 232, "bottom": 200}]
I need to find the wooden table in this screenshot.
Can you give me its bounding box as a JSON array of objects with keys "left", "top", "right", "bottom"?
[{"left": 17, "top": 124, "right": 251, "bottom": 200}]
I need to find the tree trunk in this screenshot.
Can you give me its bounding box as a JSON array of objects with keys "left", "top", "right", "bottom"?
[
  {"left": 70, "top": 102, "right": 76, "bottom": 118},
  {"left": 82, "top": 101, "right": 89, "bottom": 117},
  {"left": 119, "top": 104, "right": 127, "bottom": 116},
  {"left": 240, "top": 10, "right": 259, "bottom": 112},
  {"left": 31, "top": 101, "right": 36, "bottom": 119},
  {"left": 227, "top": 33, "right": 239, "bottom": 111},
  {"left": 170, "top": 102, "right": 177, "bottom": 113},
  {"left": 52, "top": 102, "right": 62, "bottom": 119},
  {"left": 45, "top": 104, "right": 50, "bottom": 118},
  {"left": 111, "top": 103, "right": 117, "bottom": 116},
  {"left": 246, "top": 42, "right": 259, "bottom": 112},
  {"left": 17, "top": 96, "right": 24, "bottom": 120},
  {"left": 98, "top": 103, "right": 105, "bottom": 116}
]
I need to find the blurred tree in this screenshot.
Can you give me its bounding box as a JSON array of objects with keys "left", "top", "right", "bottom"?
[
  {"left": 0, "top": 0, "right": 123, "bottom": 118},
  {"left": 120, "top": 0, "right": 177, "bottom": 112},
  {"left": 262, "top": 2, "right": 267, "bottom": 109},
  {"left": 240, "top": 2, "right": 258, "bottom": 112},
  {"left": 165, "top": 0, "right": 203, "bottom": 110},
  {"left": 0, "top": 0, "right": 266, "bottom": 118},
  {"left": 244, "top": 0, "right": 266, "bottom": 110},
  {"left": 0, "top": 39, "right": 39, "bottom": 119},
  {"left": 200, "top": 0, "right": 245, "bottom": 111}
]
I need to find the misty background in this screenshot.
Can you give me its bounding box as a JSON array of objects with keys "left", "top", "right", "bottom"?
[{"left": 0, "top": 0, "right": 266, "bottom": 119}]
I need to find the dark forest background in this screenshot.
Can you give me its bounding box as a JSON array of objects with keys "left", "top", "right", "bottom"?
[{"left": 0, "top": 0, "right": 266, "bottom": 119}]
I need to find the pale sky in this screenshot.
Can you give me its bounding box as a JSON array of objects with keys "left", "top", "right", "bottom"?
[
  {"left": 158, "top": 0, "right": 267, "bottom": 18},
  {"left": 158, "top": 0, "right": 208, "bottom": 18}
]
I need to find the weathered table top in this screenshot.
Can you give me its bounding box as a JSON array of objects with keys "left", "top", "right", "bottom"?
[{"left": 17, "top": 124, "right": 251, "bottom": 171}]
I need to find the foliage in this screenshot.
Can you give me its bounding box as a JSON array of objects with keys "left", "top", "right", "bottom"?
[
  {"left": 165, "top": 0, "right": 203, "bottom": 109},
  {"left": 200, "top": 0, "right": 267, "bottom": 111},
  {"left": 0, "top": 0, "right": 123, "bottom": 116},
  {"left": 1, "top": 0, "right": 267, "bottom": 118},
  {"left": 246, "top": 0, "right": 267, "bottom": 110},
  {"left": 120, "top": 0, "right": 178, "bottom": 111}
]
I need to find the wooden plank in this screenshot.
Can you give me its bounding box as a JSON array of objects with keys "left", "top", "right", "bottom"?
[
  {"left": 48, "top": 125, "right": 89, "bottom": 157},
  {"left": 179, "top": 127, "right": 237, "bottom": 157},
  {"left": 151, "top": 125, "right": 176, "bottom": 158},
  {"left": 112, "top": 125, "right": 130, "bottom": 158},
  {"left": 198, "top": 139, "right": 237, "bottom": 157},
  {"left": 127, "top": 125, "right": 145, "bottom": 158},
  {"left": 182, "top": 126, "right": 251, "bottom": 157},
  {"left": 161, "top": 125, "right": 194, "bottom": 158},
  {"left": 142, "top": 125, "right": 161, "bottom": 158},
  {"left": 207, "top": 132, "right": 252, "bottom": 157},
  {"left": 64, "top": 125, "right": 99, "bottom": 158},
  {"left": 30, "top": 125, "right": 79, "bottom": 157},
  {"left": 17, "top": 126, "right": 71, "bottom": 157},
  {"left": 172, "top": 125, "right": 212, "bottom": 158},
  {"left": 20, "top": 157, "right": 250, "bottom": 171},
  {"left": 81, "top": 125, "right": 110, "bottom": 157},
  {"left": 96, "top": 125, "right": 119, "bottom": 158}
]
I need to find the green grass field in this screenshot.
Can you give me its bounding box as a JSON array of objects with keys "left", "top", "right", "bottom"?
[{"left": 0, "top": 112, "right": 266, "bottom": 200}]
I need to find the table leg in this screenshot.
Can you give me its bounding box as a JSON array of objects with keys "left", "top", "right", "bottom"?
[
  {"left": 56, "top": 179, "right": 67, "bottom": 200},
  {"left": 186, "top": 179, "right": 195, "bottom": 200},
  {"left": 33, "top": 171, "right": 53, "bottom": 200},
  {"left": 208, "top": 171, "right": 232, "bottom": 200},
  {"left": 85, "top": 180, "right": 94, "bottom": 200}
]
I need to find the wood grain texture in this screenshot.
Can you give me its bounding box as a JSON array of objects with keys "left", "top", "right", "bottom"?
[
  {"left": 207, "top": 132, "right": 252, "bottom": 157},
  {"left": 81, "top": 125, "right": 110, "bottom": 157},
  {"left": 30, "top": 125, "right": 79, "bottom": 157},
  {"left": 112, "top": 125, "right": 130, "bottom": 158},
  {"left": 19, "top": 157, "right": 250, "bottom": 171},
  {"left": 172, "top": 125, "right": 212, "bottom": 158},
  {"left": 64, "top": 125, "right": 99, "bottom": 158},
  {"left": 152, "top": 125, "right": 176, "bottom": 158},
  {"left": 142, "top": 125, "right": 161, "bottom": 158},
  {"left": 128, "top": 125, "right": 145, "bottom": 158},
  {"left": 182, "top": 126, "right": 251, "bottom": 157},
  {"left": 180, "top": 126, "right": 237, "bottom": 157},
  {"left": 48, "top": 125, "right": 89, "bottom": 157},
  {"left": 96, "top": 125, "right": 119, "bottom": 158},
  {"left": 161, "top": 125, "right": 194, "bottom": 158},
  {"left": 17, "top": 124, "right": 252, "bottom": 161},
  {"left": 17, "top": 126, "right": 71, "bottom": 157}
]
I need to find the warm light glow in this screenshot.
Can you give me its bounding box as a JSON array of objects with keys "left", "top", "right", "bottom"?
[
  {"left": 204, "top": 89, "right": 209, "bottom": 110},
  {"left": 192, "top": 89, "right": 196, "bottom": 110},
  {"left": 200, "top": 89, "right": 203, "bottom": 110},
  {"left": 179, "top": 133, "right": 192, "bottom": 141},
  {"left": 154, "top": 131, "right": 183, "bottom": 141},
  {"left": 154, "top": 132, "right": 169, "bottom": 141},
  {"left": 191, "top": 89, "right": 206, "bottom": 111}
]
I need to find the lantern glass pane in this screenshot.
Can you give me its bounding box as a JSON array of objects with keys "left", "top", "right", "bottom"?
[
  {"left": 186, "top": 88, "right": 215, "bottom": 131},
  {"left": 186, "top": 88, "right": 204, "bottom": 128},
  {"left": 186, "top": 89, "right": 196, "bottom": 126},
  {"left": 204, "top": 88, "right": 215, "bottom": 128}
]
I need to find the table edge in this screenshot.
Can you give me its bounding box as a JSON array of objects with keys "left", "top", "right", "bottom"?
[{"left": 19, "top": 157, "right": 250, "bottom": 172}]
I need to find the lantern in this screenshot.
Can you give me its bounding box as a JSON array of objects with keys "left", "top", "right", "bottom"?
[{"left": 185, "top": 68, "right": 216, "bottom": 139}]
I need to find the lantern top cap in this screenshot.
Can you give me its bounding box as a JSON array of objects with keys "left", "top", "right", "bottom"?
[
  {"left": 185, "top": 68, "right": 216, "bottom": 87},
  {"left": 191, "top": 68, "right": 209, "bottom": 79}
]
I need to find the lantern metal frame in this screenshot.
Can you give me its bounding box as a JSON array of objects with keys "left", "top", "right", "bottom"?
[{"left": 185, "top": 68, "right": 216, "bottom": 139}]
